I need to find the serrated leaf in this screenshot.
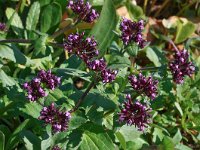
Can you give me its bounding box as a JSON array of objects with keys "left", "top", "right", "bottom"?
[
  {"left": 79, "top": 131, "right": 115, "bottom": 150},
  {"left": 119, "top": 125, "right": 142, "bottom": 142},
  {"left": 5, "top": 8, "right": 24, "bottom": 37},
  {"left": 20, "top": 102, "right": 42, "bottom": 118},
  {"left": 90, "top": 0, "right": 118, "bottom": 57}
]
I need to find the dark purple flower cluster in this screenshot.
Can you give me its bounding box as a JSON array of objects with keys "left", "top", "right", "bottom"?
[
  {"left": 118, "top": 94, "right": 151, "bottom": 131},
  {"left": 101, "top": 69, "right": 118, "bottom": 84},
  {"left": 23, "top": 78, "right": 47, "bottom": 101},
  {"left": 64, "top": 32, "right": 118, "bottom": 83},
  {"left": 52, "top": 145, "right": 61, "bottom": 150},
  {"left": 169, "top": 49, "right": 195, "bottom": 84},
  {"left": 0, "top": 22, "right": 6, "bottom": 31},
  {"left": 120, "top": 17, "right": 146, "bottom": 48},
  {"left": 37, "top": 70, "right": 61, "bottom": 90},
  {"left": 87, "top": 58, "right": 106, "bottom": 71},
  {"left": 68, "top": 0, "right": 99, "bottom": 23},
  {"left": 38, "top": 103, "right": 71, "bottom": 133},
  {"left": 64, "top": 32, "right": 99, "bottom": 62},
  {"left": 128, "top": 73, "right": 158, "bottom": 100},
  {"left": 23, "top": 70, "right": 61, "bottom": 101}
]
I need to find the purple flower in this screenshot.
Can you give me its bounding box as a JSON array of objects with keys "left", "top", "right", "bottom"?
[
  {"left": 101, "top": 69, "right": 118, "bottom": 83},
  {"left": 52, "top": 145, "right": 61, "bottom": 150},
  {"left": 87, "top": 58, "right": 107, "bottom": 71},
  {"left": 64, "top": 32, "right": 99, "bottom": 62},
  {"left": 169, "top": 49, "right": 195, "bottom": 84},
  {"left": 0, "top": 22, "right": 6, "bottom": 31},
  {"left": 38, "top": 103, "right": 71, "bottom": 133},
  {"left": 128, "top": 73, "right": 158, "bottom": 100},
  {"left": 23, "top": 78, "right": 47, "bottom": 101},
  {"left": 120, "top": 17, "right": 146, "bottom": 48},
  {"left": 23, "top": 70, "right": 61, "bottom": 101},
  {"left": 68, "top": 0, "right": 99, "bottom": 23},
  {"left": 118, "top": 94, "right": 151, "bottom": 131},
  {"left": 37, "top": 70, "right": 61, "bottom": 90}
]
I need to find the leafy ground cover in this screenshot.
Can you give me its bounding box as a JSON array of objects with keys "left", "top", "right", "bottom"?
[{"left": 0, "top": 0, "right": 200, "bottom": 150}]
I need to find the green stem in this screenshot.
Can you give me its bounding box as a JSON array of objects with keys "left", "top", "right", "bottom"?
[
  {"left": 48, "top": 42, "right": 64, "bottom": 48},
  {"left": 0, "top": 39, "right": 32, "bottom": 44},
  {"left": 0, "top": 39, "right": 64, "bottom": 49},
  {"left": 138, "top": 66, "right": 161, "bottom": 71}
]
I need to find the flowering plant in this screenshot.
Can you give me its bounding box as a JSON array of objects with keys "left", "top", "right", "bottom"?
[{"left": 0, "top": 0, "right": 199, "bottom": 149}]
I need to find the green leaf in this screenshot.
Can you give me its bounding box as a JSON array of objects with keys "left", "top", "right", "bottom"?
[
  {"left": 20, "top": 130, "right": 41, "bottom": 150},
  {"left": 0, "top": 44, "right": 31, "bottom": 65},
  {"left": 90, "top": 0, "right": 118, "bottom": 57},
  {"left": 89, "top": 0, "right": 104, "bottom": 6},
  {"left": 173, "top": 129, "right": 182, "bottom": 145},
  {"left": 126, "top": 1, "right": 144, "bottom": 19},
  {"left": 160, "top": 136, "right": 175, "bottom": 150},
  {"left": 118, "top": 125, "right": 142, "bottom": 142},
  {"left": 32, "top": 35, "right": 50, "bottom": 58},
  {"left": 6, "top": 119, "right": 32, "bottom": 150},
  {"left": 115, "top": 132, "right": 126, "bottom": 150},
  {"left": 5, "top": 8, "right": 24, "bottom": 37},
  {"left": 39, "top": 0, "right": 52, "bottom": 7},
  {"left": 126, "top": 43, "right": 139, "bottom": 57},
  {"left": 102, "top": 113, "right": 113, "bottom": 130},
  {"left": 175, "top": 144, "right": 192, "bottom": 150},
  {"left": 40, "top": 2, "right": 62, "bottom": 33},
  {"left": 73, "top": 90, "right": 117, "bottom": 111},
  {"left": 0, "top": 69, "right": 16, "bottom": 88},
  {"left": 26, "top": 2, "right": 40, "bottom": 31},
  {"left": 20, "top": 102, "right": 42, "bottom": 118},
  {"left": 79, "top": 131, "right": 115, "bottom": 150},
  {"left": 126, "top": 138, "right": 148, "bottom": 150},
  {"left": 146, "top": 47, "right": 161, "bottom": 67},
  {"left": 174, "top": 102, "right": 183, "bottom": 117},
  {"left": 152, "top": 127, "right": 165, "bottom": 143},
  {"left": 107, "top": 55, "right": 131, "bottom": 69},
  {"left": 175, "top": 20, "right": 196, "bottom": 44},
  {"left": 0, "top": 131, "right": 5, "bottom": 150},
  {"left": 69, "top": 114, "right": 87, "bottom": 130},
  {"left": 55, "top": 68, "right": 91, "bottom": 82},
  {"left": 0, "top": 125, "right": 11, "bottom": 142}
]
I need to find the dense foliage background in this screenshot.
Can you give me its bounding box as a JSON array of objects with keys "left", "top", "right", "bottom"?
[{"left": 0, "top": 0, "right": 200, "bottom": 149}]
